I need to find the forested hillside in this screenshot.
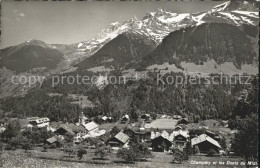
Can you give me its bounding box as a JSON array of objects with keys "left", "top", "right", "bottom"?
[
  {"left": 1, "top": 71, "right": 256, "bottom": 123},
  {"left": 76, "top": 32, "right": 157, "bottom": 70},
  {"left": 139, "top": 23, "right": 257, "bottom": 69}
]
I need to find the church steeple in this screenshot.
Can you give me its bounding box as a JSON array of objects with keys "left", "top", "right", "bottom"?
[{"left": 79, "top": 112, "right": 86, "bottom": 125}]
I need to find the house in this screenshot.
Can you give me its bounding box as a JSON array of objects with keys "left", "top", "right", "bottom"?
[
  {"left": 174, "top": 125, "right": 183, "bottom": 131},
  {"left": 173, "top": 115, "right": 182, "bottom": 120},
  {"left": 177, "top": 118, "right": 189, "bottom": 125},
  {"left": 99, "top": 132, "right": 111, "bottom": 144},
  {"left": 151, "top": 130, "right": 173, "bottom": 152},
  {"left": 205, "top": 130, "right": 216, "bottom": 139},
  {"left": 82, "top": 129, "right": 106, "bottom": 139},
  {"left": 46, "top": 135, "right": 64, "bottom": 146},
  {"left": 27, "top": 117, "right": 50, "bottom": 128},
  {"left": 172, "top": 130, "right": 189, "bottom": 150},
  {"left": 82, "top": 121, "right": 99, "bottom": 133},
  {"left": 121, "top": 114, "right": 129, "bottom": 124},
  {"left": 75, "top": 121, "right": 103, "bottom": 140},
  {"left": 75, "top": 113, "right": 105, "bottom": 141},
  {"left": 191, "top": 134, "right": 221, "bottom": 154},
  {"left": 107, "top": 131, "right": 129, "bottom": 149},
  {"left": 124, "top": 128, "right": 151, "bottom": 143},
  {"left": 55, "top": 124, "right": 76, "bottom": 136}
]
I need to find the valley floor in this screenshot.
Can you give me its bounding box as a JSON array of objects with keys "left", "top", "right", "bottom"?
[{"left": 1, "top": 149, "right": 246, "bottom": 168}]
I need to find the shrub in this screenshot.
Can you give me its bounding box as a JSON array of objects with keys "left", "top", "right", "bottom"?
[
  {"left": 95, "top": 145, "right": 108, "bottom": 160},
  {"left": 77, "top": 149, "right": 87, "bottom": 160},
  {"left": 117, "top": 142, "right": 153, "bottom": 163},
  {"left": 172, "top": 148, "right": 185, "bottom": 164}
]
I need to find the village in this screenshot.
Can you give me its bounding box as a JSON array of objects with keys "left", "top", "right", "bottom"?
[{"left": 0, "top": 111, "right": 239, "bottom": 167}]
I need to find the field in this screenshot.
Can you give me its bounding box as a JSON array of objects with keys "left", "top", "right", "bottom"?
[
  {"left": 68, "top": 94, "right": 94, "bottom": 108},
  {"left": 1, "top": 149, "right": 247, "bottom": 168},
  {"left": 144, "top": 119, "right": 178, "bottom": 130}
]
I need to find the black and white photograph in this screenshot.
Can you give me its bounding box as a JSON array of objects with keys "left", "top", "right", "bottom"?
[{"left": 0, "top": 0, "right": 258, "bottom": 167}]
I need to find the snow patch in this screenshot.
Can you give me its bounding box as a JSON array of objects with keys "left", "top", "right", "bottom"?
[{"left": 77, "top": 43, "right": 83, "bottom": 48}]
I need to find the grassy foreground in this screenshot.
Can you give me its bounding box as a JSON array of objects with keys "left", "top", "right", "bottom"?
[{"left": 1, "top": 149, "right": 247, "bottom": 168}]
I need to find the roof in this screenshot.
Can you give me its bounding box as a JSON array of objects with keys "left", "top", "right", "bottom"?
[
  {"left": 125, "top": 128, "right": 150, "bottom": 135},
  {"left": 141, "top": 114, "right": 151, "bottom": 117},
  {"left": 102, "top": 116, "right": 108, "bottom": 120},
  {"left": 151, "top": 130, "right": 172, "bottom": 141},
  {"left": 114, "top": 132, "right": 129, "bottom": 144},
  {"left": 175, "top": 125, "right": 182, "bottom": 130},
  {"left": 56, "top": 124, "right": 76, "bottom": 135},
  {"left": 173, "top": 130, "right": 189, "bottom": 138},
  {"left": 46, "top": 136, "right": 58, "bottom": 144},
  {"left": 29, "top": 117, "right": 50, "bottom": 124},
  {"left": 101, "top": 116, "right": 112, "bottom": 121},
  {"left": 179, "top": 118, "right": 188, "bottom": 122},
  {"left": 82, "top": 121, "right": 98, "bottom": 132},
  {"left": 82, "top": 129, "right": 106, "bottom": 139},
  {"left": 99, "top": 132, "right": 111, "bottom": 142},
  {"left": 122, "top": 114, "right": 129, "bottom": 119},
  {"left": 191, "top": 134, "right": 221, "bottom": 149},
  {"left": 17, "top": 119, "right": 30, "bottom": 128},
  {"left": 151, "top": 130, "right": 189, "bottom": 142},
  {"left": 173, "top": 115, "right": 182, "bottom": 119}
]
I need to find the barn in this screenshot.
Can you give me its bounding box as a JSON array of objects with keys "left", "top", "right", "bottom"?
[
  {"left": 107, "top": 131, "right": 129, "bottom": 148},
  {"left": 191, "top": 134, "right": 221, "bottom": 154}
]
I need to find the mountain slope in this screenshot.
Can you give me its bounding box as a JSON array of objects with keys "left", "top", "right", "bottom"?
[
  {"left": 139, "top": 23, "right": 257, "bottom": 69},
  {"left": 76, "top": 32, "right": 157, "bottom": 70},
  {"left": 69, "top": 0, "right": 258, "bottom": 68},
  {"left": 0, "top": 40, "right": 64, "bottom": 73}
]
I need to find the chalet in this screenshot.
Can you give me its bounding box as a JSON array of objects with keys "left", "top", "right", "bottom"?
[
  {"left": 46, "top": 135, "right": 64, "bottom": 145},
  {"left": 124, "top": 128, "right": 151, "bottom": 143},
  {"left": 46, "top": 136, "right": 59, "bottom": 145},
  {"left": 172, "top": 130, "right": 189, "bottom": 150},
  {"left": 82, "top": 121, "right": 99, "bottom": 133},
  {"left": 107, "top": 131, "right": 129, "bottom": 149},
  {"left": 99, "top": 132, "right": 111, "bottom": 144},
  {"left": 121, "top": 114, "right": 129, "bottom": 124},
  {"left": 205, "top": 130, "right": 216, "bottom": 139},
  {"left": 27, "top": 117, "right": 50, "bottom": 128},
  {"left": 151, "top": 130, "right": 173, "bottom": 152},
  {"left": 151, "top": 135, "right": 172, "bottom": 152},
  {"left": 177, "top": 118, "right": 189, "bottom": 125},
  {"left": 55, "top": 124, "right": 76, "bottom": 136},
  {"left": 75, "top": 113, "right": 105, "bottom": 141},
  {"left": 82, "top": 129, "right": 106, "bottom": 139},
  {"left": 191, "top": 134, "right": 221, "bottom": 154}
]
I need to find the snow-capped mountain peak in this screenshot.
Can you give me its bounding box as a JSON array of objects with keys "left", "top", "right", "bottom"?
[
  {"left": 67, "top": 0, "right": 258, "bottom": 63},
  {"left": 210, "top": 1, "right": 231, "bottom": 13}
]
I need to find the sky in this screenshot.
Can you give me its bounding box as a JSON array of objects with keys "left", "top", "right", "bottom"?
[{"left": 1, "top": 1, "right": 225, "bottom": 48}]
